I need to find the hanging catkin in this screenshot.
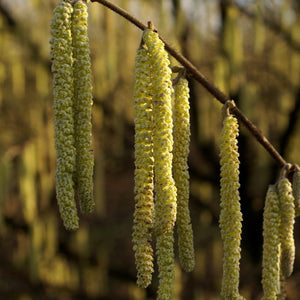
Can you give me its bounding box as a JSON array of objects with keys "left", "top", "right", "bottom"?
[
  {"left": 143, "top": 26, "right": 176, "bottom": 300},
  {"left": 219, "top": 103, "right": 243, "bottom": 300},
  {"left": 261, "top": 185, "right": 280, "bottom": 300},
  {"left": 292, "top": 169, "right": 300, "bottom": 216},
  {"left": 278, "top": 176, "right": 295, "bottom": 278},
  {"left": 132, "top": 45, "right": 154, "bottom": 288},
  {"left": 156, "top": 231, "right": 175, "bottom": 300},
  {"left": 278, "top": 273, "right": 287, "bottom": 300},
  {"left": 50, "top": 0, "right": 79, "bottom": 230},
  {"left": 173, "top": 75, "right": 195, "bottom": 272},
  {"left": 142, "top": 27, "right": 177, "bottom": 236},
  {"left": 72, "top": 0, "right": 95, "bottom": 214}
]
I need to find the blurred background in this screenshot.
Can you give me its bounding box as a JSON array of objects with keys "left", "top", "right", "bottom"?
[{"left": 0, "top": 0, "right": 299, "bottom": 299}]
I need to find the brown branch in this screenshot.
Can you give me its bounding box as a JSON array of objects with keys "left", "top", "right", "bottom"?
[
  {"left": 90, "top": 0, "right": 287, "bottom": 167},
  {"left": 0, "top": 2, "right": 16, "bottom": 26}
]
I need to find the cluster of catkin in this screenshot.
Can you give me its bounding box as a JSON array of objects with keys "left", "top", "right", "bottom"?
[
  {"left": 50, "top": 0, "right": 94, "bottom": 230},
  {"left": 219, "top": 102, "right": 300, "bottom": 300},
  {"left": 132, "top": 24, "right": 195, "bottom": 300},
  {"left": 261, "top": 164, "right": 300, "bottom": 299}
]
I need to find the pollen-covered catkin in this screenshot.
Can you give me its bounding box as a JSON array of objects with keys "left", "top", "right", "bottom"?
[
  {"left": 219, "top": 113, "right": 243, "bottom": 299},
  {"left": 278, "top": 273, "right": 287, "bottom": 300},
  {"left": 71, "top": 0, "right": 94, "bottom": 214},
  {"left": 132, "top": 46, "right": 154, "bottom": 288},
  {"left": 173, "top": 77, "right": 195, "bottom": 272},
  {"left": 156, "top": 230, "right": 175, "bottom": 300},
  {"left": 261, "top": 185, "right": 280, "bottom": 300},
  {"left": 292, "top": 170, "right": 300, "bottom": 216},
  {"left": 142, "top": 28, "right": 177, "bottom": 235},
  {"left": 278, "top": 177, "right": 295, "bottom": 278},
  {"left": 50, "top": 0, "right": 79, "bottom": 230}
]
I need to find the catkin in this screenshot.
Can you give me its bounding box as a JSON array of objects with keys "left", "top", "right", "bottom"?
[
  {"left": 261, "top": 185, "right": 280, "bottom": 300},
  {"left": 173, "top": 77, "right": 195, "bottom": 272},
  {"left": 132, "top": 46, "right": 154, "bottom": 288},
  {"left": 50, "top": 0, "right": 79, "bottom": 230},
  {"left": 278, "top": 177, "right": 295, "bottom": 278},
  {"left": 278, "top": 273, "right": 287, "bottom": 300},
  {"left": 142, "top": 29, "right": 177, "bottom": 235},
  {"left": 156, "top": 230, "right": 175, "bottom": 300},
  {"left": 292, "top": 170, "right": 300, "bottom": 216},
  {"left": 219, "top": 113, "right": 243, "bottom": 299},
  {"left": 72, "top": 0, "right": 94, "bottom": 214}
]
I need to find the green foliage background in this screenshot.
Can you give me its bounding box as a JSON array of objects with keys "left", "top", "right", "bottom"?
[{"left": 0, "top": 0, "right": 299, "bottom": 299}]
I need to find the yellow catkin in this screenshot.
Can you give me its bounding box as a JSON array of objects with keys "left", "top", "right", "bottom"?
[
  {"left": 219, "top": 113, "right": 243, "bottom": 299},
  {"left": 261, "top": 185, "right": 280, "bottom": 300},
  {"left": 72, "top": 0, "right": 94, "bottom": 214},
  {"left": 156, "top": 230, "right": 175, "bottom": 300},
  {"left": 132, "top": 46, "right": 154, "bottom": 288},
  {"left": 142, "top": 28, "right": 177, "bottom": 235},
  {"left": 292, "top": 170, "right": 300, "bottom": 216},
  {"left": 143, "top": 28, "right": 176, "bottom": 300},
  {"left": 50, "top": 0, "right": 79, "bottom": 230},
  {"left": 173, "top": 77, "right": 195, "bottom": 272},
  {"left": 278, "top": 177, "right": 295, "bottom": 278},
  {"left": 278, "top": 273, "right": 287, "bottom": 300}
]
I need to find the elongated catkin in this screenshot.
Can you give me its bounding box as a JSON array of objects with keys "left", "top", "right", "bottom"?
[
  {"left": 50, "top": 0, "right": 79, "bottom": 230},
  {"left": 132, "top": 46, "right": 154, "bottom": 288},
  {"left": 278, "top": 177, "right": 295, "bottom": 278},
  {"left": 142, "top": 28, "right": 177, "bottom": 236},
  {"left": 156, "top": 231, "right": 175, "bottom": 300},
  {"left": 142, "top": 28, "right": 176, "bottom": 300},
  {"left": 72, "top": 0, "right": 94, "bottom": 214},
  {"left": 292, "top": 170, "right": 300, "bottom": 216},
  {"left": 219, "top": 113, "right": 243, "bottom": 299},
  {"left": 173, "top": 77, "right": 194, "bottom": 272},
  {"left": 261, "top": 185, "right": 280, "bottom": 300}
]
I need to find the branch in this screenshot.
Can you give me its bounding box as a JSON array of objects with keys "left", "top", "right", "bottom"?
[
  {"left": 0, "top": 2, "right": 16, "bottom": 27},
  {"left": 90, "top": 0, "right": 287, "bottom": 167}
]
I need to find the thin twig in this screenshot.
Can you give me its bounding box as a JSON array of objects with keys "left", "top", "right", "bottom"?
[{"left": 90, "top": 0, "right": 287, "bottom": 167}]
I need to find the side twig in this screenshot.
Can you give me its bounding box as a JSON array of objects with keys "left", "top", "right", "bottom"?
[{"left": 90, "top": 0, "right": 287, "bottom": 167}]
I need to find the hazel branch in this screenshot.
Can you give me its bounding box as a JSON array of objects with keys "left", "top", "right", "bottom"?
[{"left": 90, "top": 0, "right": 287, "bottom": 167}]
